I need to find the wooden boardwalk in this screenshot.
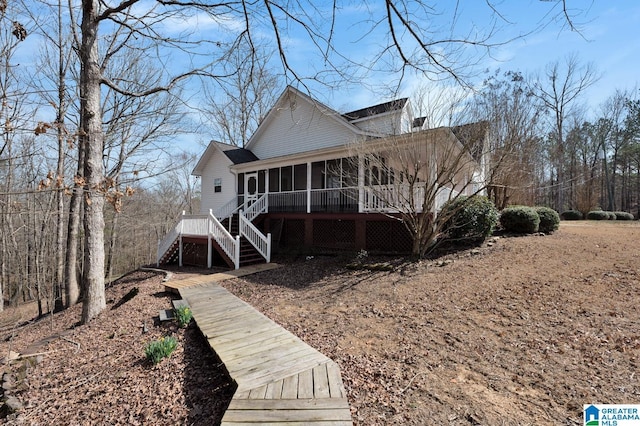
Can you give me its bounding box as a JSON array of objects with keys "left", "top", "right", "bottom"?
[{"left": 179, "top": 282, "right": 352, "bottom": 425}]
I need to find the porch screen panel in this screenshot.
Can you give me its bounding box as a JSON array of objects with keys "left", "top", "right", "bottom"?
[
  {"left": 269, "top": 168, "right": 280, "bottom": 192},
  {"left": 294, "top": 164, "right": 307, "bottom": 190},
  {"left": 326, "top": 159, "right": 341, "bottom": 188},
  {"left": 342, "top": 157, "right": 357, "bottom": 187},
  {"left": 237, "top": 173, "right": 244, "bottom": 194},
  {"left": 311, "top": 161, "right": 325, "bottom": 189},
  {"left": 258, "top": 170, "right": 266, "bottom": 193},
  {"left": 281, "top": 166, "right": 293, "bottom": 191}
]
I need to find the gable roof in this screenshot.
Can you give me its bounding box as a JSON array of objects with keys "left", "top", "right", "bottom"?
[
  {"left": 343, "top": 98, "right": 408, "bottom": 121},
  {"left": 245, "top": 86, "right": 375, "bottom": 152},
  {"left": 452, "top": 121, "right": 489, "bottom": 163},
  {"left": 223, "top": 148, "right": 259, "bottom": 164},
  {"left": 192, "top": 140, "right": 246, "bottom": 176}
]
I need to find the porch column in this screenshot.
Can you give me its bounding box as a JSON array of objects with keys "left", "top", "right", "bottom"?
[
  {"left": 306, "top": 161, "right": 312, "bottom": 213},
  {"left": 178, "top": 236, "right": 183, "bottom": 267},
  {"left": 358, "top": 154, "right": 365, "bottom": 213}
]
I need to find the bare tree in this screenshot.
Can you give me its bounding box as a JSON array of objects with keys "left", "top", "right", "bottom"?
[
  {"left": 472, "top": 70, "right": 544, "bottom": 209},
  {"left": 201, "top": 45, "right": 280, "bottom": 147},
  {"left": 531, "top": 55, "right": 598, "bottom": 211}
]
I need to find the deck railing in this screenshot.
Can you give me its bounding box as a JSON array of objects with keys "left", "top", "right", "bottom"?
[
  {"left": 214, "top": 198, "right": 241, "bottom": 220},
  {"left": 208, "top": 210, "right": 240, "bottom": 268},
  {"left": 239, "top": 212, "right": 271, "bottom": 263},
  {"left": 157, "top": 217, "right": 182, "bottom": 265},
  {"left": 156, "top": 210, "right": 241, "bottom": 269},
  {"left": 243, "top": 194, "right": 268, "bottom": 221},
  {"left": 361, "top": 183, "right": 458, "bottom": 213}
]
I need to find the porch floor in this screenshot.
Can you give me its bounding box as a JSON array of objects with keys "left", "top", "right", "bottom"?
[{"left": 176, "top": 279, "right": 352, "bottom": 425}]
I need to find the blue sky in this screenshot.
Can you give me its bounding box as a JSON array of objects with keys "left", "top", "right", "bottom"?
[
  {"left": 267, "top": 1, "right": 640, "bottom": 115},
  {"left": 15, "top": 1, "right": 640, "bottom": 155}
]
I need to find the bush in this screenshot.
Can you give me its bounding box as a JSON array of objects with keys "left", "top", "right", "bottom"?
[
  {"left": 499, "top": 206, "right": 540, "bottom": 234},
  {"left": 586, "top": 210, "right": 609, "bottom": 220},
  {"left": 535, "top": 207, "right": 560, "bottom": 234},
  {"left": 144, "top": 336, "right": 178, "bottom": 365},
  {"left": 175, "top": 306, "right": 193, "bottom": 328},
  {"left": 440, "top": 196, "right": 499, "bottom": 244},
  {"left": 614, "top": 211, "right": 635, "bottom": 221},
  {"left": 560, "top": 210, "right": 583, "bottom": 220}
]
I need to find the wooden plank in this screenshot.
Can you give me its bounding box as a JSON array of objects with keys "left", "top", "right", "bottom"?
[
  {"left": 264, "top": 379, "right": 283, "bottom": 399},
  {"left": 248, "top": 384, "right": 267, "bottom": 399},
  {"left": 214, "top": 334, "right": 301, "bottom": 363},
  {"left": 313, "top": 364, "right": 331, "bottom": 398},
  {"left": 222, "top": 407, "right": 352, "bottom": 422},
  {"left": 222, "top": 422, "right": 351, "bottom": 426},
  {"left": 234, "top": 353, "right": 328, "bottom": 392},
  {"left": 227, "top": 398, "right": 350, "bottom": 411},
  {"left": 172, "top": 299, "right": 190, "bottom": 310},
  {"left": 326, "top": 361, "right": 346, "bottom": 399},
  {"left": 202, "top": 320, "right": 277, "bottom": 340},
  {"left": 208, "top": 327, "right": 288, "bottom": 348},
  {"left": 297, "top": 368, "right": 314, "bottom": 399},
  {"left": 225, "top": 345, "right": 314, "bottom": 376},
  {"left": 281, "top": 374, "right": 299, "bottom": 399},
  {"left": 233, "top": 390, "right": 251, "bottom": 399}
]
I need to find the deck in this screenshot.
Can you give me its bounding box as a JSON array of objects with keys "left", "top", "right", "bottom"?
[{"left": 178, "top": 280, "right": 352, "bottom": 425}]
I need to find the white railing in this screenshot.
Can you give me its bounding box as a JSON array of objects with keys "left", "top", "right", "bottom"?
[
  {"left": 157, "top": 218, "right": 182, "bottom": 265},
  {"left": 310, "top": 188, "right": 357, "bottom": 212},
  {"left": 239, "top": 212, "right": 271, "bottom": 263},
  {"left": 180, "top": 214, "right": 212, "bottom": 235},
  {"left": 243, "top": 193, "right": 268, "bottom": 222},
  {"left": 214, "top": 198, "right": 241, "bottom": 221},
  {"left": 208, "top": 211, "right": 240, "bottom": 269}
]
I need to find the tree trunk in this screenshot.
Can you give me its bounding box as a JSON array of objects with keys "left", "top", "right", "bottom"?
[
  {"left": 65, "top": 144, "right": 84, "bottom": 307},
  {"left": 80, "top": 0, "right": 106, "bottom": 323}
]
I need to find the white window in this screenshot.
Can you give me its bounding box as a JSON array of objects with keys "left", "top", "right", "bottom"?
[{"left": 214, "top": 178, "right": 222, "bottom": 193}]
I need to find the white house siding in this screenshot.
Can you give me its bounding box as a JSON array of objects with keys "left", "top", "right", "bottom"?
[
  {"left": 249, "top": 97, "right": 359, "bottom": 160},
  {"left": 199, "top": 152, "right": 236, "bottom": 214},
  {"left": 352, "top": 113, "right": 401, "bottom": 135}
]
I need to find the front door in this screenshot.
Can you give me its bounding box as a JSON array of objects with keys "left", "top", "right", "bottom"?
[{"left": 244, "top": 172, "right": 258, "bottom": 209}]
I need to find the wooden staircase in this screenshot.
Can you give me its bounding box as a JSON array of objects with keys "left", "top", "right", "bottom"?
[
  {"left": 222, "top": 213, "right": 265, "bottom": 267},
  {"left": 157, "top": 198, "right": 271, "bottom": 270}
]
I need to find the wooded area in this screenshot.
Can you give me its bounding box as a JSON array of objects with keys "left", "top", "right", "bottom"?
[{"left": 1, "top": 1, "right": 637, "bottom": 323}]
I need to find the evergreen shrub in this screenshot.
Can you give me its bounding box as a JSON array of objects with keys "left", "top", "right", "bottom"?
[
  {"left": 560, "top": 210, "right": 583, "bottom": 220},
  {"left": 535, "top": 207, "right": 560, "bottom": 234},
  {"left": 440, "top": 196, "right": 498, "bottom": 244},
  {"left": 586, "top": 210, "right": 609, "bottom": 220},
  {"left": 614, "top": 211, "right": 635, "bottom": 221},
  {"left": 499, "top": 206, "right": 540, "bottom": 234}
]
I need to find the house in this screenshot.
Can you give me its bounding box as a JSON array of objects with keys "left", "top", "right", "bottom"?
[{"left": 157, "top": 86, "right": 488, "bottom": 269}]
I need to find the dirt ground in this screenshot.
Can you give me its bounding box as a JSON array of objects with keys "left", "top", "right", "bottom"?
[{"left": 1, "top": 222, "right": 639, "bottom": 425}]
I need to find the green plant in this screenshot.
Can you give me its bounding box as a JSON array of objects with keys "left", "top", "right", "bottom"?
[
  {"left": 440, "top": 196, "right": 498, "bottom": 244},
  {"left": 586, "top": 210, "right": 609, "bottom": 221},
  {"left": 535, "top": 206, "right": 560, "bottom": 234},
  {"left": 175, "top": 306, "right": 193, "bottom": 328},
  {"left": 499, "top": 206, "right": 540, "bottom": 234},
  {"left": 144, "top": 336, "right": 178, "bottom": 364},
  {"left": 560, "top": 210, "right": 583, "bottom": 220},
  {"left": 614, "top": 211, "right": 635, "bottom": 221}
]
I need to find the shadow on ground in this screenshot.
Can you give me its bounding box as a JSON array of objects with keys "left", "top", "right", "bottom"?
[{"left": 182, "top": 325, "right": 236, "bottom": 425}]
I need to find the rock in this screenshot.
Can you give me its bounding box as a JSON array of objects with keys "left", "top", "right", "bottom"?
[
  {"left": 4, "top": 395, "right": 23, "bottom": 413},
  {"left": 470, "top": 249, "right": 481, "bottom": 255}
]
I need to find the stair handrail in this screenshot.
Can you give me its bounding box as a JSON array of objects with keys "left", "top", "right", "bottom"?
[
  {"left": 208, "top": 210, "right": 240, "bottom": 268},
  {"left": 243, "top": 193, "right": 268, "bottom": 222},
  {"left": 214, "top": 198, "right": 241, "bottom": 220},
  {"left": 239, "top": 211, "right": 271, "bottom": 263},
  {"left": 156, "top": 211, "right": 186, "bottom": 265}
]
